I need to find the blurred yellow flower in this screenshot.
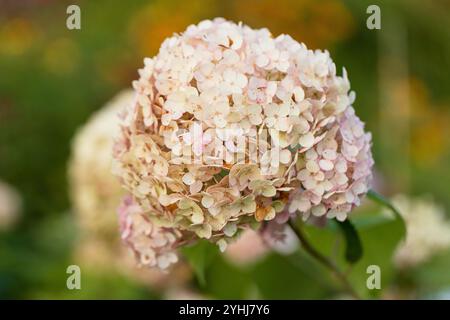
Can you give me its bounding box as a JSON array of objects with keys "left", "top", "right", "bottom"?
[
  {"left": 0, "top": 18, "right": 39, "bottom": 56},
  {"left": 392, "top": 78, "right": 450, "bottom": 166}
]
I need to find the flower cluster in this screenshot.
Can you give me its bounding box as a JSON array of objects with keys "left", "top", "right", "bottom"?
[
  {"left": 289, "top": 107, "right": 373, "bottom": 221},
  {"left": 112, "top": 18, "right": 374, "bottom": 269},
  {"left": 119, "top": 195, "right": 182, "bottom": 269}
]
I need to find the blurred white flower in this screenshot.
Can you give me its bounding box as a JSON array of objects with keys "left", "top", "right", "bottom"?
[
  {"left": 0, "top": 180, "right": 22, "bottom": 231},
  {"left": 393, "top": 195, "right": 450, "bottom": 268},
  {"left": 164, "top": 288, "right": 207, "bottom": 300},
  {"left": 261, "top": 220, "right": 299, "bottom": 255},
  {"left": 69, "top": 90, "right": 133, "bottom": 237},
  {"left": 225, "top": 229, "right": 269, "bottom": 265}
]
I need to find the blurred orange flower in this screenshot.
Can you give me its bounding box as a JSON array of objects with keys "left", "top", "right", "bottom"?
[
  {"left": 230, "top": 0, "right": 355, "bottom": 48},
  {"left": 128, "top": 0, "right": 355, "bottom": 58},
  {"left": 128, "top": 0, "right": 217, "bottom": 57},
  {"left": 393, "top": 78, "right": 450, "bottom": 166}
]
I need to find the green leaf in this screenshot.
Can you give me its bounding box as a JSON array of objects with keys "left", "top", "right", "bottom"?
[
  {"left": 367, "top": 190, "right": 406, "bottom": 238},
  {"left": 337, "top": 219, "right": 363, "bottom": 264},
  {"left": 252, "top": 252, "right": 335, "bottom": 299},
  {"left": 203, "top": 255, "right": 254, "bottom": 299},
  {"left": 181, "top": 240, "right": 218, "bottom": 286},
  {"left": 303, "top": 205, "right": 407, "bottom": 298}
]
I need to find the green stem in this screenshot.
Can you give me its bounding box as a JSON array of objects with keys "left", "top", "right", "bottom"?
[
  {"left": 367, "top": 189, "right": 406, "bottom": 236},
  {"left": 288, "top": 219, "right": 361, "bottom": 299}
]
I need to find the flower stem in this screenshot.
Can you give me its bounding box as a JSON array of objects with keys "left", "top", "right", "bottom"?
[{"left": 287, "top": 219, "right": 361, "bottom": 299}]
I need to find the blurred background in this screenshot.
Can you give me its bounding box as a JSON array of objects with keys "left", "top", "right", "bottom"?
[{"left": 1, "top": 0, "right": 450, "bottom": 299}]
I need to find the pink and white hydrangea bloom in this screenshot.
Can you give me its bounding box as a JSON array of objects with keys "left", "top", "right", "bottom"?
[
  {"left": 112, "top": 18, "right": 374, "bottom": 270},
  {"left": 118, "top": 196, "right": 181, "bottom": 269},
  {"left": 289, "top": 107, "right": 374, "bottom": 222}
]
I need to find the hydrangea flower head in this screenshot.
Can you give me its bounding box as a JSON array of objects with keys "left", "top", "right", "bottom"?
[{"left": 112, "top": 18, "right": 374, "bottom": 269}]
